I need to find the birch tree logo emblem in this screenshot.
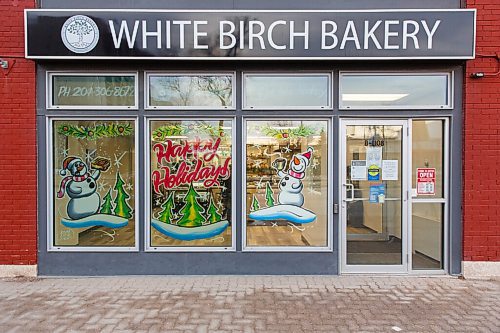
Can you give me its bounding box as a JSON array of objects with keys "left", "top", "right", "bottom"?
[{"left": 61, "top": 15, "right": 99, "bottom": 54}]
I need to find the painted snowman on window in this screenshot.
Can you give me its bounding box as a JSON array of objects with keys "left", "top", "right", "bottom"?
[
  {"left": 57, "top": 156, "right": 106, "bottom": 220},
  {"left": 273, "top": 147, "right": 314, "bottom": 207}
]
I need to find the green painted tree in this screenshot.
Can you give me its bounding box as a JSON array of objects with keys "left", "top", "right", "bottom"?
[
  {"left": 100, "top": 190, "right": 114, "bottom": 214},
  {"left": 251, "top": 195, "right": 260, "bottom": 211},
  {"left": 176, "top": 184, "right": 206, "bottom": 227},
  {"left": 206, "top": 195, "right": 223, "bottom": 224},
  {"left": 113, "top": 172, "right": 133, "bottom": 218},
  {"left": 158, "top": 192, "right": 175, "bottom": 224},
  {"left": 265, "top": 183, "right": 275, "bottom": 207}
]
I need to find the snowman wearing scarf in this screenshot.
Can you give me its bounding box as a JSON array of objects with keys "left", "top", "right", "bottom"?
[{"left": 57, "top": 156, "right": 101, "bottom": 220}]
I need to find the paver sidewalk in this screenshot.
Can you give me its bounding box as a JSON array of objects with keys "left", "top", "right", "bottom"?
[{"left": 0, "top": 276, "right": 498, "bottom": 333}]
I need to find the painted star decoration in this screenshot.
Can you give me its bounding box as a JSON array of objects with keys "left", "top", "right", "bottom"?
[
  {"left": 97, "top": 181, "right": 109, "bottom": 192},
  {"left": 60, "top": 148, "right": 69, "bottom": 158},
  {"left": 85, "top": 149, "right": 97, "bottom": 163},
  {"left": 254, "top": 176, "right": 265, "bottom": 189},
  {"left": 281, "top": 145, "right": 292, "bottom": 154},
  {"left": 113, "top": 151, "right": 127, "bottom": 168},
  {"left": 217, "top": 200, "right": 224, "bottom": 209},
  {"left": 252, "top": 159, "right": 263, "bottom": 168}
]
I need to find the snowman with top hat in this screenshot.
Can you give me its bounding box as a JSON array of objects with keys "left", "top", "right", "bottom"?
[{"left": 273, "top": 147, "right": 314, "bottom": 207}]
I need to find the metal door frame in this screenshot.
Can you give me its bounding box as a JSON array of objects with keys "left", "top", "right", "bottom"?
[{"left": 339, "top": 118, "right": 409, "bottom": 274}]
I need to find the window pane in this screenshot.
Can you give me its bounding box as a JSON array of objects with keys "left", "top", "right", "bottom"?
[
  {"left": 244, "top": 74, "right": 331, "bottom": 108},
  {"left": 52, "top": 75, "right": 136, "bottom": 107},
  {"left": 340, "top": 74, "right": 449, "bottom": 108},
  {"left": 412, "top": 203, "right": 444, "bottom": 270},
  {"left": 245, "top": 120, "right": 329, "bottom": 248},
  {"left": 148, "top": 75, "right": 233, "bottom": 108},
  {"left": 149, "top": 120, "right": 233, "bottom": 248},
  {"left": 52, "top": 120, "right": 136, "bottom": 247},
  {"left": 412, "top": 120, "right": 444, "bottom": 198}
]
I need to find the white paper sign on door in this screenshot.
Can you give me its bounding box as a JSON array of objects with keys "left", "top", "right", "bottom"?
[
  {"left": 351, "top": 160, "right": 367, "bottom": 180},
  {"left": 366, "top": 146, "right": 382, "bottom": 167},
  {"left": 382, "top": 160, "right": 398, "bottom": 180}
]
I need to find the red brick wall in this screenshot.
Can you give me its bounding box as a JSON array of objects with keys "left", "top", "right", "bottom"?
[
  {"left": 464, "top": 0, "right": 500, "bottom": 261},
  {"left": 0, "top": 0, "right": 37, "bottom": 265}
]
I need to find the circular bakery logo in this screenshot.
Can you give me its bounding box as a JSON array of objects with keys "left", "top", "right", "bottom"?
[{"left": 61, "top": 15, "right": 99, "bottom": 54}]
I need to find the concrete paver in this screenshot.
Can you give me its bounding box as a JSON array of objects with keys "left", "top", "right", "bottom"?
[{"left": 0, "top": 276, "right": 498, "bottom": 332}]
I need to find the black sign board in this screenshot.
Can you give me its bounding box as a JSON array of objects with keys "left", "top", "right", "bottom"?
[{"left": 25, "top": 9, "right": 476, "bottom": 60}]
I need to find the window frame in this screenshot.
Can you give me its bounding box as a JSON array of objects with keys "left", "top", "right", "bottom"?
[
  {"left": 242, "top": 72, "right": 333, "bottom": 110},
  {"left": 144, "top": 117, "right": 237, "bottom": 252},
  {"left": 145, "top": 72, "right": 237, "bottom": 110},
  {"left": 338, "top": 71, "right": 453, "bottom": 110},
  {"left": 242, "top": 117, "right": 333, "bottom": 252},
  {"left": 408, "top": 117, "right": 449, "bottom": 274},
  {"left": 46, "top": 72, "right": 139, "bottom": 110},
  {"left": 46, "top": 117, "right": 140, "bottom": 252}
]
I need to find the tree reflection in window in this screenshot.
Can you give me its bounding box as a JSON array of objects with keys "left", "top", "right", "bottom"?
[{"left": 149, "top": 75, "right": 233, "bottom": 108}]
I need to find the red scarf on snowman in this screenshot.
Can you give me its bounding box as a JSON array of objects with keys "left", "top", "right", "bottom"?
[{"left": 57, "top": 173, "right": 90, "bottom": 198}]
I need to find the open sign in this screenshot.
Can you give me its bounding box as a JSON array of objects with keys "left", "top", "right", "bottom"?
[{"left": 416, "top": 168, "right": 436, "bottom": 195}]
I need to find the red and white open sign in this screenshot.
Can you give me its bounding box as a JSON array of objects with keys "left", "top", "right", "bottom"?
[{"left": 416, "top": 168, "right": 436, "bottom": 195}]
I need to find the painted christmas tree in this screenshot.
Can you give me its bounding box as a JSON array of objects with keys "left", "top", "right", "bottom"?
[
  {"left": 100, "top": 190, "right": 114, "bottom": 214},
  {"left": 206, "top": 195, "right": 223, "bottom": 224},
  {"left": 158, "top": 192, "right": 175, "bottom": 224},
  {"left": 113, "top": 172, "right": 133, "bottom": 219},
  {"left": 251, "top": 195, "right": 260, "bottom": 211},
  {"left": 265, "top": 183, "right": 275, "bottom": 207},
  {"left": 176, "top": 184, "right": 206, "bottom": 227}
]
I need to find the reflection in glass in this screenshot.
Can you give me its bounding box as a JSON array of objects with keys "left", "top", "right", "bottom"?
[
  {"left": 52, "top": 120, "right": 136, "bottom": 247},
  {"left": 245, "top": 120, "right": 329, "bottom": 247},
  {"left": 412, "top": 120, "right": 444, "bottom": 198},
  {"left": 52, "top": 75, "right": 136, "bottom": 107},
  {"left": 340, "top": 74, "right": 449, "bottom": 108},
  {"left": 149, "top": 120, "right": 232, "bottom": 248},
  {"left": 149, "top": 75, "right": 233, "bottom": 107},
  {"left": 412, "top": 203, "right": 443, "bottom": 269},
  {"left": 244, "top": 74, "right": 331, "bottom": 108},
  {"left": 345, "top": 125, "right": 403, "bottom": 265}
]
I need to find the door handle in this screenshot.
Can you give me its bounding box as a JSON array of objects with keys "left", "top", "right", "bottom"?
[{"left": 343, "top": 183, "right": 354, "bottom": 202}]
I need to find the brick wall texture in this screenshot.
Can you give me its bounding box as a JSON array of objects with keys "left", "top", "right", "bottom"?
[
  {"left": 0, "top": 0, "right": 37, "bottom": 265},
  {"left": 464, "top": 0, "right": 500, "bottom": 261}
]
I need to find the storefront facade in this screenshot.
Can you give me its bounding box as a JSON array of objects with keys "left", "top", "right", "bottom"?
[{"left": 2, "top": 0, "right": 498, "bottom": 277}]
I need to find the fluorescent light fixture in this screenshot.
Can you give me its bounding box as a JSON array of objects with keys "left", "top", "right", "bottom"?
[
  {"left": 164, "top": 136, "right": 188, "bottom": 139},
  {"left": 270, "top": 126, "right": 299, "bottom": 130},
  {"left": 342, "top": 93, "right": 409, "bottom": 102}
]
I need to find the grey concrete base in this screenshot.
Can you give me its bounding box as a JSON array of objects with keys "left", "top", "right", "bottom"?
[
  {"left": 463, "top": 261, "right": 500, "bottom": 279},
  {"left": 0, "top": 265, "right": 37, "bottom": 277}
]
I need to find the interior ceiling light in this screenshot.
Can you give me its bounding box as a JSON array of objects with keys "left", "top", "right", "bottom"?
[{"left": 342, "top": 93, "right": 409, "bottom": 102}]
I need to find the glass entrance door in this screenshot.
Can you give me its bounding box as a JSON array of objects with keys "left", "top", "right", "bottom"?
[{"left": 340, "top": 120, "right": 408, "bottom": 273}]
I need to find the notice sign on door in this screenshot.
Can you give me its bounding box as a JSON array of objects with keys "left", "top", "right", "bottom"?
[{"left": 416, "top": 168, "right": 436, "bottom": 195}]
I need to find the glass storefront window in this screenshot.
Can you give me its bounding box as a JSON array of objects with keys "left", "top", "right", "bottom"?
[
  {"left": 340, "top": 73, "right": 450, "bottom": 109},
  {"left": 148, "top": 119, "right": 233, "bottom": 249},
  {"left": 245, "top": 120, "right": 329, "bottom": 249},
  {"left": 50, "top": 74, "right": 137, "bottom": 109},
  {"left": 412, "top": 120, "right": 444, "bottom": 198},
  {"left": 147, "top": 74, "right": 234, "bottom": 108},
  {"left": 51, "top": 119, "right": 136, "bottom": 248},
  {"left": 243, "top": 74, "right": 331, "bottom": 109},
  {"left": 412, "top": 203, "right": 444, "bottom": 270}
]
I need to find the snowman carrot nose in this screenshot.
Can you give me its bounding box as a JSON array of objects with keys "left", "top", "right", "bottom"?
[{"left": 293, "top": 156, "right": 300, "bottom": 165}]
